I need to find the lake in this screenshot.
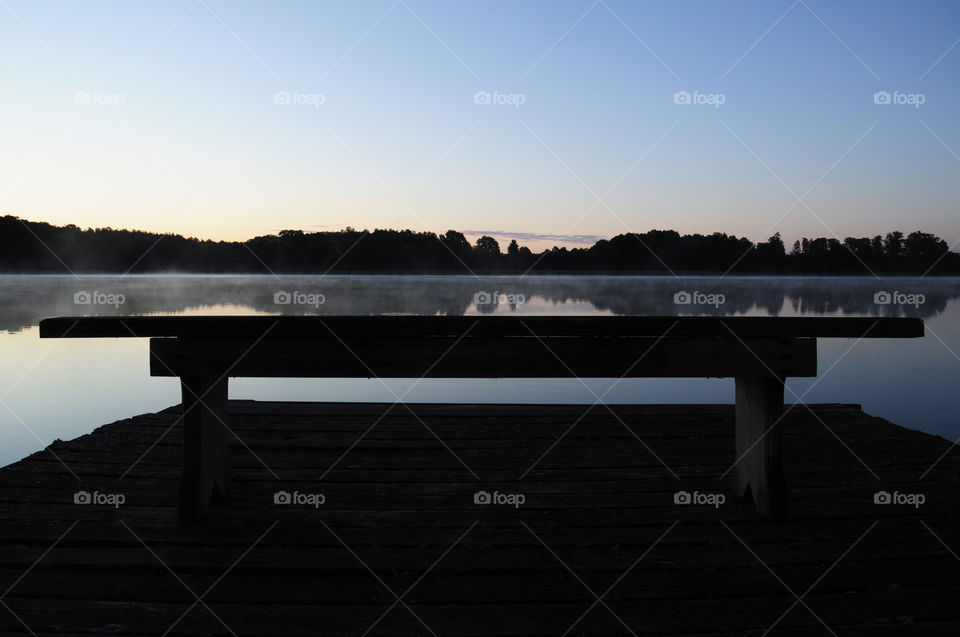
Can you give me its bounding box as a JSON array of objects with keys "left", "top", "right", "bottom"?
[{"left": 0, "top": 274, "right": 957, "bottom": 468}]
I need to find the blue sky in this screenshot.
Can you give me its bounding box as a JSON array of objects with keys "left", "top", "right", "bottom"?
[{"left": 1, "top": 0, "right": 958, "bottom": 250}]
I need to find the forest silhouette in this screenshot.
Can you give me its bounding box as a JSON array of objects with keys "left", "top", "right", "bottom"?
[{"left": 1, "top": 215, "right": 957, "bottom": 274}]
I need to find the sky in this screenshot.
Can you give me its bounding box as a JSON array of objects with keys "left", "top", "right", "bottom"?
[{"left": 1, "top": 0, "right": 958, "bottom": 251}]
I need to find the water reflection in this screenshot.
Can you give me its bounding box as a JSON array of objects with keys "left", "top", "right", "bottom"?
[{"left": 1, "top": 275, "right": 958, "bottom": 333}]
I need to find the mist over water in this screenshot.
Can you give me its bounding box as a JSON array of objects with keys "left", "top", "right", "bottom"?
[
  {"left": 1, "top": 274, "right": 958, "bottom": 467},
  {"left": 1, "top": 274, "right": 955, "bottom": 329}
]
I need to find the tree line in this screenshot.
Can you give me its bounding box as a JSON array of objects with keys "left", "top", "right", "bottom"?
[{"left": 0, "top": 215, "right": 957, "bottom": 274}]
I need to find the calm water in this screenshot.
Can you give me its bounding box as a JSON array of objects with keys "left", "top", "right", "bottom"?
[{"left": 1, "top": 274, "right": 958, "bottom": 467}]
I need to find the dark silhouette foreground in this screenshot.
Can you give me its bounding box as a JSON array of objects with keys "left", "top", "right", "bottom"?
[
  {"left": 40, "top": 314, "right": 923, "bottom": 522},
  {"left": 1, "top": 400, "right": 957, "bottom": 634}
]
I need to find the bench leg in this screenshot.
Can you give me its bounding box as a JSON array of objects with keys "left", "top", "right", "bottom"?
[
  {"left": 733, "top": 376, "right": 787, "bottom": 518},
  {"left": 179, "top": 376, "right": 230, "bottom": 524}
]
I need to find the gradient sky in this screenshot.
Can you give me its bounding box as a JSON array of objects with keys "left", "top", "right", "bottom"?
[{"left": 1, "top": 0, "right": 958, "bottom": 251}]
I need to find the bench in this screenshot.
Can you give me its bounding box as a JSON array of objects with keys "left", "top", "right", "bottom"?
[{"left": 39, "top": 315, "right": 924, "bottom": 523}]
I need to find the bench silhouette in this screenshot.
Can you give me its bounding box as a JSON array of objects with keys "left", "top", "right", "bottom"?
[{"left": 40, "top": 315, "right": 924, "bottom": 523}]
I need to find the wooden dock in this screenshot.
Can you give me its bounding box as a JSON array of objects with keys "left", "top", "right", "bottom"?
[{"left": 0, "top": 401, "right": 958, "bottom": 635}]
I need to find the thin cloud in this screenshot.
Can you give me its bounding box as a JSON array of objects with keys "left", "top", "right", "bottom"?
[
  {"left": 462, "top": 229, "right": 605, "bottom": 246},
  {"left": 264, "top": 226, "right": 607, "bottom": 246}
]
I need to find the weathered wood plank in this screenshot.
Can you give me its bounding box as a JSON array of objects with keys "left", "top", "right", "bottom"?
[
  {"left": 178, "top": 376, "right": 230, "bottom": 524},
  {"left": 39, "top": 315, "right": 925, "bottom": 339},
  {"left": 1, "top": 588, "right": 958, "bottom": 635},
  {"left": 148, "top": 335, "right": 818, "bottom": 378},
  {"left": 734, "top": 376, "right": 788, "bottom": 517}
]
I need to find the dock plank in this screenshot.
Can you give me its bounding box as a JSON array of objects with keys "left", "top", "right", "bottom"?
[{"left": 0, "top": 402, "right": 957, "bottom": 635}]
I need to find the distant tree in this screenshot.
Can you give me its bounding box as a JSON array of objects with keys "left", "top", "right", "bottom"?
[
  {"left": 474, "top": 235, "right": 500, "bottom": 255},
  {"left": 441, "top": 230, "right": 470, "bottom": 252},
  {"left": 767, "top": 232, "right": 785, "bottom": 254},
  {"left": 438, "top": 230, "right": 473, "bottom": 270},
  {"left": 754, "top": 233, "right": 786, "bottom": 271},
  {"left": 507, "top": 239, "right": 519, "bottom": 256},
  {"left": 843, "top": 236, "right": 877, "bottom": 271},
  {"left": 904, "top": 231, "right": 949, "bottom": 270},
  {"left": 905, "top": 231, "right": 947, "bottom": 258},
  {"left": 884, "top": 231, "right": 904, "bottom": 259}
]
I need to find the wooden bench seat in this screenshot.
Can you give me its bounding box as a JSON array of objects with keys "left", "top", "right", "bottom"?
[{"left": 40, "top": 315, "right": 923, "bottom": 523}]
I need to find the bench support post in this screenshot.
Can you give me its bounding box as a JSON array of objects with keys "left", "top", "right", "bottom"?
[
  {"left": 179, "top": 376, "right": 230, "bottom": 524},
  {"left": 733, "top": 376, "right": 787, "bottom": 518}
]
